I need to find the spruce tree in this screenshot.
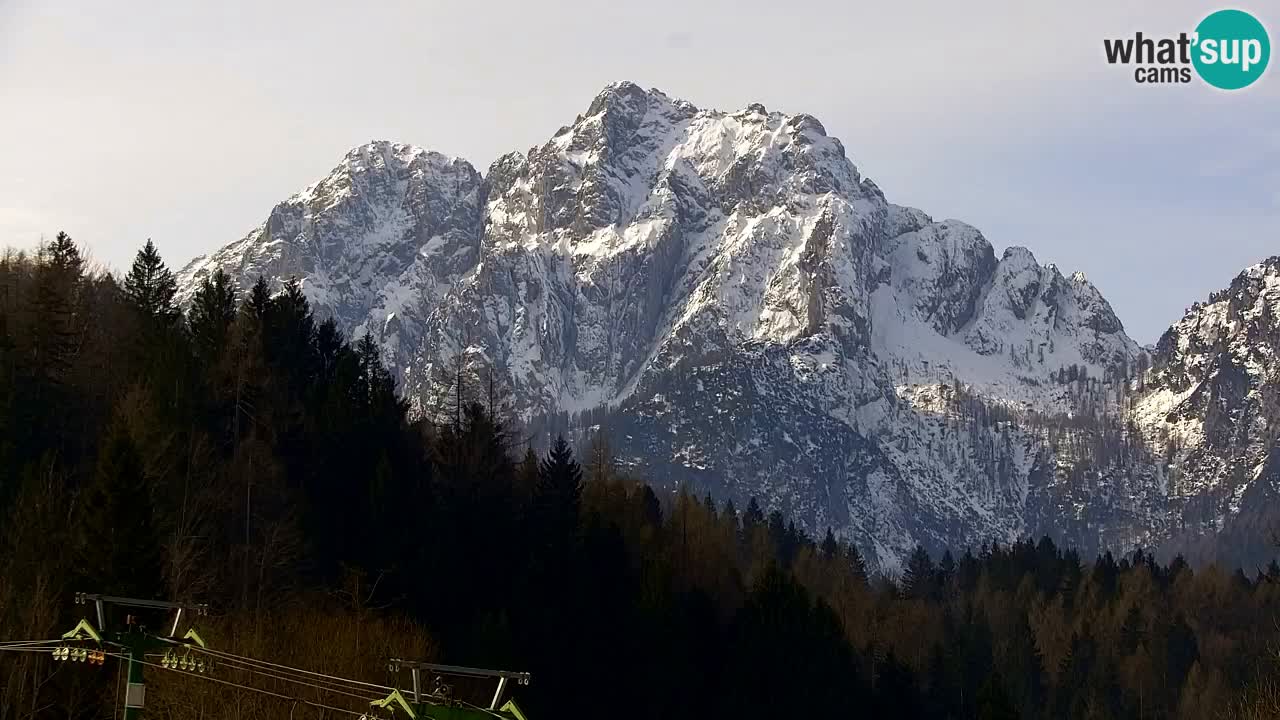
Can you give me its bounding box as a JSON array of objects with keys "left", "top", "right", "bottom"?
[
  {"left": 938, "top": 549, "right": 956, "bottom": 592},
  {"left": 821, "top": 527, "right": 839, "bottom": 560},
  {"left": 720, "top": 498, "right": 740, "bottom": 544},
  {"left": 845, "top": 543, "right": 869, "bottom": 586},
  {"left": 123, "top": 239, "right": 179, "bottom": 325},
  {"left": 702, "top": 492, "right": 718, "bottom": 518},
  {"left": 315, "top": 317, "right": 344, "bottom": 378},
  {"left": 48, "top": 230, "right": 83, "bottom": 274},
  {"left": 245, "top": 275, "right": 271, "bottom": 323},
  {"left": 767, "top": 509, "right": 786, "bottom": 547},
  {"left": 188, "top": 268, "right": 237, "bottom": 365},
  {"left": 14, "top": 233, "right": 88, "bottom": 462},
  {"left": 29, "top": 231, "right": 85, "bottom": 382},
  {"left": 901, "top": 545, "right": 935, "bottom": 600},
  {"left": 637, "top": 484, "right": 662, "bottom": 529},
  {"left": 356, "top": 331, "right": 395, "bottom": 411},
  {"left": 265, "top": 278, "right": 317, "bottom": 396},
  {"left": 743, "top": 497, "right": 764, "bottom": 530},
  {"left": 534, "top": 435, "right": 583, "bottom": 553}
]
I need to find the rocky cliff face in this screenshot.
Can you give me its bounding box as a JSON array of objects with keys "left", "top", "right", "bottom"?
[
  {"left": 1134, "top": 261, "right": 1280, "bottom": 545},
  {"left": 178, "top": 82, "right": 1270, "bottom": 572},
  {"left": 178, "top": 142, "right": 485, "bottom": 371}
]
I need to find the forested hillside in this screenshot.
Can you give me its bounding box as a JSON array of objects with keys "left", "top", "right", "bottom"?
[{"left": 2, "top": 234, "right": 1280, "bottom": 719}]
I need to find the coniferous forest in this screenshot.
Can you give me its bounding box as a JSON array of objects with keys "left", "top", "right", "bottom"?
[{"left": 5, "top": 234, "right": 1280, "bottom": 719}]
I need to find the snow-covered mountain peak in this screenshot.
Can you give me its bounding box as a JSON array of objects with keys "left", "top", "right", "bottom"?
[
  {"left": 582, "top": 81, "right": 696, "bottom": 122},
  {"left": 177, "top": 138, "right": 485, "bottom": 369},
  {"left": 178, "top": 83, "right": 1268, "bottom": 572}
]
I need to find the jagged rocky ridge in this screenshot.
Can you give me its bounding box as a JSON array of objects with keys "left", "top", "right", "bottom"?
[{"left": 178, "top": 83, "right": 1275, "bottom": 571}]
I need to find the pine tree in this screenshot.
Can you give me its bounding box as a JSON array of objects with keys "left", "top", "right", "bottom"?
[
  {"left": 845, "top": 543, "right": 869, "bottom": 587},
  {"left": 767, "top": 510, "right": 789, "bottom": 563},
  {"left": 123, "top": 239, "right": 179, "bottom": 325},
  {"left": 721, "top": 498, "right": 740, "bottom": 543},
  {"left": 901, "top": 545, "right": 935, "bottom": 600},
  {"left": 1092, "top": 551, "right": 1120, "bottom": 599},
  {"left": 702, "top": 492, "right": 718, "bottom": 519},
  {"left": 245, "top": 275, "right": 271, "bottom": 322},
  {"left": 938, "top": 549, "right": 956, "bottom": 592},
  {"left": 267, "top": 278, "right": 317, "bottom": 390},
  {"left": 28, "top": 231, "right": 85, "bottom": 383},
  {"left": 188, "top": 268, "right": 237, "bottom": 365},
  {"left": 356, "top": 332, "right": 395, "bottom": 411},
  {"left": 636, "top": 484, "right": 663, "bottom": 529},
  {"left": 743, "top": 497, "right": 764, "bottom": 529},
  {"left": 534, "top": 436, "right": 583, "bottom": 554},
  {"left": 47, "top": 231, "right": 82, "bottom": 272},
  {"left": 315, "top": 317, "right": 344, "bottom": 378}
]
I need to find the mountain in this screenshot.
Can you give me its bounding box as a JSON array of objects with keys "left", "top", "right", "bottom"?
[
  {"left": 177, "top": 82, "right": 1271, "bottom": 571},
  {"left": 1136, "top": 259, "right": 1280, "bottom": 567},
  {"left": 176, "top": 142, "right": 485, "bottom": 367}
]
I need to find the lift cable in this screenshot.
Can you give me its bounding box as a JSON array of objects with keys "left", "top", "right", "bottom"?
[
  {"left": 154, "top": 636, "right": 393, "bottom": 694},
  {"left": 99, "top": 650, "right": 368, "bottom": 718},
  {"left": 145, "top": 649, "right": 385, "bottom": 703},
  {"left": 0, "top": 638, "right": 75, "bottom": 646},
  {"left": 0, "top": 599, "right": 530, "bottom": 719}
]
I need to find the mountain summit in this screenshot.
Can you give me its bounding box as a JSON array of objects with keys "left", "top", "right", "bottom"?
[{"left": 178, "top": 83, "right": 1266, "bottom": 570}]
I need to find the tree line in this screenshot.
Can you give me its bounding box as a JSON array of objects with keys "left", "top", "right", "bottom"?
[{"left": 1, "top": 235, "right": 1280, "bottom": 719}]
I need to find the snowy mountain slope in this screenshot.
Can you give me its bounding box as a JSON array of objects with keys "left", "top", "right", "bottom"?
[
  {"left": 178, "top": 82, "right": 1264, "bottom": 571},
  {"left": 407, "top": 84, "right": 886, "bottom": 423},
  {"left": 177, "top": 142, "right": 485, "bottom": 373},
  {"left": 1134, "top": 259, "right": 1280, "bottom": 535}
]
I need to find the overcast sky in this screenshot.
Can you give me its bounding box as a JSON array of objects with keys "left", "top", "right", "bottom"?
[{"left": 2, "top": 1, "right": 1276, "bottom": 343}]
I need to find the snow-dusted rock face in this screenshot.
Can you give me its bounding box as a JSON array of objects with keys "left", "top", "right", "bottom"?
[
  {"left": 177, "top": 142, "right": 485, "bottom": 370},
  {"left": 407, "top": 84, "right": 885, "bottom": 425},
  {"left": 178, "top": 83, "right": 1264, "bottom": 572},
  {"left": 1131, "top": 259, "right": 1280, "bottom": 548}
]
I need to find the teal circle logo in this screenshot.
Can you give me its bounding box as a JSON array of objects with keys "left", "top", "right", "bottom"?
[{"left": 1192, "top": 9, "right": 1270, "bottom": 90}]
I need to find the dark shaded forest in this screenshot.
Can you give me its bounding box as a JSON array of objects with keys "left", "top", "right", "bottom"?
[{"left": 3, "top": 234, "right": 1280, "bottom": 719}]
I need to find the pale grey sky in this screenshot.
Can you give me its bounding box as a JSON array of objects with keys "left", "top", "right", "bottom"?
[{"left": 2, "top": 1, "right": 1276, "bottom": 342}]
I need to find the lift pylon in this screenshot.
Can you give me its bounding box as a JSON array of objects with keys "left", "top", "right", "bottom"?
[
  {"left": 71, "top": 593, "right": 210, "bottom": 719},
  {"left": 379, "top": 659, "right": 532, "bottom": 719}
]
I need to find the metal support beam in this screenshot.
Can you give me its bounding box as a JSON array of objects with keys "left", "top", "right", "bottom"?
[
  {"left": 387, "top": 658, "right": 529, "bottom": 716},
  {"left": 73, "top": 592, "right": 210, "bottom": 720},
  {"left": 489, "top": 676, "right": 508, "bottom": 710},
  {"left": 122, "top": 648, "right": 145, "bottom": 720},
  {"left": 387, "top": 660, "right": 530, "bottom": 684},
  {"left": 76, "top": 594, "right": 207, "bottom": 614}
]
